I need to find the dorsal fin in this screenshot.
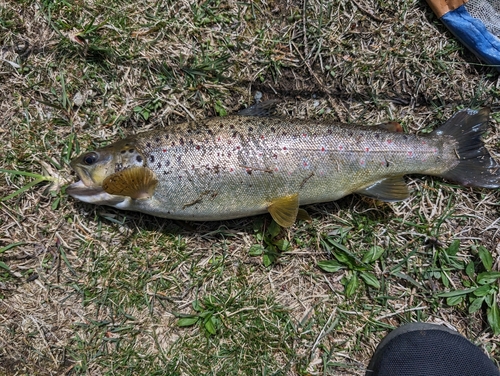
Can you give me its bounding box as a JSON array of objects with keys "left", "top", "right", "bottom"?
[
  {"left": 102, "top": 166, "right": 158, "bottom": 199},
  {"left": 377, "top": 121, "right": 403, "bottom": 133}
]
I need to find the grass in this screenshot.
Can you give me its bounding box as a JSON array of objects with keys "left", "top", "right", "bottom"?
[{"left": 1, "top": 0, "right": 500, "bottom": 375}]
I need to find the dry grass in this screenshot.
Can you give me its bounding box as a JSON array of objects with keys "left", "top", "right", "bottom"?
[{"left": 1, "top": 0, "right": 500, "bottom": 375}]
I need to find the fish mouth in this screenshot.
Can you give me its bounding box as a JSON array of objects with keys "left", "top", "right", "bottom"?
[
  {"left": 67, "top": 180, "right": 126, "bottom": 206},
  {"left": 70, "top": 162, "right": 99, "bottom": 188},
  {"left": 67, "top": 180, "right": 105, "bottom": 197}
]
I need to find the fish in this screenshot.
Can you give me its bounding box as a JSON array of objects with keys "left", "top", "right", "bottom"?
[{"left": 67, "top": 107, "right": 500, "bottom": 227}]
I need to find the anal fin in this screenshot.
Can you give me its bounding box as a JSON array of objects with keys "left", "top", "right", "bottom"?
[
  {"left": 102, "top": 166, "right": 158, "bottom": 199},
  {"left": 268, "top": 193, "right": 299, "bottom": 227},
  {"left": 356, "top": 176, "right": 409, "bottom": 202}
]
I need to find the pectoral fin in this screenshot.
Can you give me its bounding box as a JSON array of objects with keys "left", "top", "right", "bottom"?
[
  {"left": 267, "top": 193, "right": 299, "bottom": 227},
  {"left": 102, "top": 166, "right": 158, "bottom": 199},
  {"left": 356, "top": 176, "right": 409, "bottom": 202}
]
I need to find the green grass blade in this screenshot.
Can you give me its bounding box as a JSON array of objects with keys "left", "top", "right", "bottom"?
[
  {"left": 1, "top": 177, "right": 48, "bottom": 202},
  {"left": 0, "top": 242, "right": 25, "bottom": 254},
  {"left": 0, "top": 168, "right": 55, "bottom": 180}
]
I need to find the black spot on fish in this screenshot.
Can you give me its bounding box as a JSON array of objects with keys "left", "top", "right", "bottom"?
[
  {"left": 282, "top": 132, "right": 287, "bottom": 136},
  {"left": 164, "top": 134, "right": 169, "bottom": 140},
  {"left": 149, "top": 155, "right": 155, "bottom": 163},
  {"left": 146, "top": 142, "right": 151, "bottom": 147},
  {"left": 191, "top": 164, "right": 195, "bottom": 169},
  {"left": 207, "top": 129, "right": 213, "bottom": 135},
  {"left": 179, "top": 138, "right": 185, "bottom": 145},
  {"left": 270, "top": 127, "right": 275, "bottom": 133},
  {"left": 171, "top": 142, "right": 175, "bottom": 146},
  {"left": 219, "top": 124, "right": 224, "bottom": 128},
  {"left": 403, "top": 135, "right": 408, "bottom": 140},
  {"left": 213, "top": 165, "right": 220, "bottom": 174},
  {"left": 157, "top": 162, "right": 162, "bottom": 169},
  {"left": 129, "top": 149, "right": 135, "bottom": 153},
  {"left": 230, "top": 124, "right": 235, "bottom": 129},
  {"left": 155, "top": 137, "right": 160, "bottom": 143},
  {"left": 189, "top": 140, "right": 193, "bottom": 145},
  {"left": 165, "top": 160, "right": 170, "bottom": 166},
  {"left": 121, "top": 150, "right": 126, "bottom": 154},
  {"left": 248, "top": 127, "right": 254, "bottom": 132},
  {"left": 187, "top": 129, "right": 192, "bottom": 134},
  {"left": 246, "top": 169, "right": 252, "bottom": 175},
  {"left": 348, "top": 132, "right": 353, "bottom": 137},
  {"left": 375, "top": 133, "right": 380, "bottom": 139},
  {"left": 177, "top": 155, "right": 182, "bottom": 163},
  {"left": 232, "top": 131, "right": 237, "bottom": 138},
  {"left": 136, "top": 155, "right": 143, "bottom": 163},
  {"left": 227, "top": 152, "right": 231, "bottom": 157}
]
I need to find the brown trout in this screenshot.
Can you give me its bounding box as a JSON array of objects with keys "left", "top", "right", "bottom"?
[{"left": 67, "top": 108, "right": 500, "bottom": 227}]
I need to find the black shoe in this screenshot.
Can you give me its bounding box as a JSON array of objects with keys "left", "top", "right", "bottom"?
[{"left": 366, "top": 322, "right": 500, "bottom": 376}]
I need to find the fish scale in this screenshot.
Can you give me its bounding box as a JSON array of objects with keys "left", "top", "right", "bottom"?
[{"left": 68, "top": 108, "right": 500, "bottom": 226}]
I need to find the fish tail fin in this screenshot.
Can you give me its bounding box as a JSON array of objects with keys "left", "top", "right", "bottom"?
[{"left": 434, "top": 108, "right": 500, "bottom": 188}]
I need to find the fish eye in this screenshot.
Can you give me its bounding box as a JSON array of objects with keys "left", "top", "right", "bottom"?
[{"left": 83, "top": 152, "right": 99, "bottom": 165}]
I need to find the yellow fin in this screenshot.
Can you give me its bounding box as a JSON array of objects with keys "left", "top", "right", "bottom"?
[
  {"left": 267, "top": 193, "right": 299, "bottom": 227},
  {"left": 296, "top": 208, "right": 312, "bottom": 222},
  {"left": 102, "top": 166, "right": 158, "bottom": 199}
]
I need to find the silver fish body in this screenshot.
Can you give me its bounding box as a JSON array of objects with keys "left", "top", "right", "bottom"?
[{"left": 68, "top": 108, "right": 499, "bottom": 226}]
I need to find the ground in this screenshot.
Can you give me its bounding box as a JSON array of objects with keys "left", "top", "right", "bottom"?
[{"left": 1, "top": 0, "right": 500, "bottom": 375}]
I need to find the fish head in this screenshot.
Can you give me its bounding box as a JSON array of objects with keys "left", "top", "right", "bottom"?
[
  {"left": 68, "top": 139, "right": 157, "bottom": 205},
  {"left": 67, "top": 143, "right": 124, "bottom": 205},
  {"left": 70, "top": 147, "right": 116, "bottom": 188}
]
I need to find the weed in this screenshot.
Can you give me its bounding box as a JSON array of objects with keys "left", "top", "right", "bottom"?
[
  {"left": 176, "top": 296, "right": 223, "bottom": 336},
  {"left": 249, "top": 219, "right": 290, "bottom": 267},
  {"left": 438, "top": 245, "right": 500, "bottom": 335},
  {"left": 318, "top": 236, "right": 383, "bottom": 298}
]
